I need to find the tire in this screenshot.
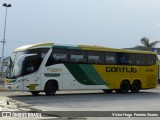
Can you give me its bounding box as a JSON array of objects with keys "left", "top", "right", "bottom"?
[
  {"left": 130, "top": 81, "right": 141, "bottom": 93},
  {"left": 119, "top": 81, "right": 130, "bottom": 93},
  {"left": 103, "top": 89, "right": 113, "bottom": 93},
  {"left": 44, "top": 81, "right": 57, "bottom": 96},
  {"left": 31, "top": 91, "right": 40, "bottom": 96},
  {"left": 115, "top": 89, "right": 121, "bottom": 93}
]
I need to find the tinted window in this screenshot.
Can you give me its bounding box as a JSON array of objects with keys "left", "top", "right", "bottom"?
[
  {"left": 135, "top": 54, "right": 147, "bottom": 65},
  {"left": 27, "top": 48, "right": 49, "bottom": 59},
  {"left": 127, "top": 54, "right": 135, "bottom": 65},
  {"left": 70, "top": 50, "right": 86, "bottom": 63},
  {"left": 105, "top": 52, "right": 117, "bottom": 64},
  {"left": 23, "top": 56, "right": 37, "bottom": 75},
  {"left": 147, "top": 54, "right": 156, "bottom": 65},
  {"left": 88, "top": 51, "right": 104, "bottom": 64},
  {"left": 119, "top": 53, "right": 129, "bottom": 65},
  {"left": 46, "top": 49, "right": 68, "bottom": 66},
  {"left": 23, "top": 48, "right": 49, "bottom": 75}
]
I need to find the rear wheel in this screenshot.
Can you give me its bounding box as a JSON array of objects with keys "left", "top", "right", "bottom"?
[
  {"left": 103, "top": 89, "right": 113, "bottom": 93},
  {"left": 130, "top": 81, "right": 141, "bottom": 93},
  {"left": 30, "top": 91, "right": 40, "bottom": 96},
  {"left": 44, "top": 81, "right": 57, "bottom": 96},
  {"left": 115, "top": 89, "right": 121, "bottom": 93},
  {"left": 118, "top": 81, "right": 130, "bottom": 93}
]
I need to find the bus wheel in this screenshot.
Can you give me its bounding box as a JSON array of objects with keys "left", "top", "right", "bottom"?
[
  {"left": 130, "top": 81, "right": 141, "bottom": 93},
  {"left": 115, "top": 89, "right": 121, "bottom": 93},
  {"left": 103, "top": 89, "right": 113, "bottom": 93},
  {"left": 44, "top": 81, "right": 57, "bottom": 96},
  {"left": 119, "top": 81, "right": 130, "bottom": 93},
  {"left": 31, "top": 91, "right": 40, "bottom": 96}
]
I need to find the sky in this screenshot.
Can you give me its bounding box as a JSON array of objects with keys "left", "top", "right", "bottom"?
[{"left": 1, "top": 0, "right": 160, "bottom": 57}]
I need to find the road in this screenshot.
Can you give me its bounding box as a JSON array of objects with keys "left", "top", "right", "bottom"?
[
  {"left": 3, "top": 89, "right": 160, "bottom": 111},
  {"left": 1, "top": 89, "right": 160, "bottom": 119}
]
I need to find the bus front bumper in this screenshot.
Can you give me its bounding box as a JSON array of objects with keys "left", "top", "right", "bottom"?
[
  {"left": 5, "top": 83, "right": 20, "bottom": 90},
  {"left": 4, "top": 77, "right": 24, "bottom": 91}
]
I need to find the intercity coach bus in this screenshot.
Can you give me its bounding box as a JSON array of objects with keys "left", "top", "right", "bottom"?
[{"left": 5, "top": 42, "right": 158, "bottom": 95}]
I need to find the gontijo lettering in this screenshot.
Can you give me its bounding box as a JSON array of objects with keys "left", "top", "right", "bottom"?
[{"left": 106, "top": 67, "right": 137, "bottom": 73}]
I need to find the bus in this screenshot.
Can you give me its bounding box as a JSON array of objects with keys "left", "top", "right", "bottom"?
[{"left": 5, "top": 42, "right": 158, "bottom": 95}]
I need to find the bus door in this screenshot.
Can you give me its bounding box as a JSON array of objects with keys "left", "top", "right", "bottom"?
[{"left": 22, "top": 55, "right": 41, "bottom": 91}]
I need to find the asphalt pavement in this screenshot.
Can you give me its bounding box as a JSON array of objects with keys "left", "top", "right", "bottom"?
[{"left": 1, "top": 81, "right": 160, "bottom": 120}]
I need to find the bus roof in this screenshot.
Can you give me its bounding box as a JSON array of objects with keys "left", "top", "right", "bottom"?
[
  {"left": 14, "top": 42, "right": 156, "bottom": 55},
  {"left": 53, "top": 44, "right": 156, "bottom": 54},
  {"left": 14, "top": 42, "right": 53, "bottom": 52}
]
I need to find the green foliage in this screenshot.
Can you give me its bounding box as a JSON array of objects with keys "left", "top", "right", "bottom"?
[{"left": 140, "top": 37, "right": 160, "bottom": 48}]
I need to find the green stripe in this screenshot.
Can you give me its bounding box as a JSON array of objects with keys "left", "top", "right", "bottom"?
[
  {"left": 79, "top": 64, "right": 107, "bottom": 85},
  {"left": 64, "top": 64, "right": 95, "bottom": 85},
  {"left": 64, "top": 64, "right": 108, "bottom": 85}
]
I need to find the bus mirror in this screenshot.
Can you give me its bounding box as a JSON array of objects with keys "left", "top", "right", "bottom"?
[{"left": 0, "top": 56, "right": 11, "bottom": 75}]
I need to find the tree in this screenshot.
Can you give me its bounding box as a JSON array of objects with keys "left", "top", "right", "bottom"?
[{"left": 140, "top": 37, "right": 160, "bottom": 48}]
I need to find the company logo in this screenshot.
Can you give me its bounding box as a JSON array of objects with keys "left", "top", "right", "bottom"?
[{"left": 106, "top": 67, "right": 137, "bottom": 73}]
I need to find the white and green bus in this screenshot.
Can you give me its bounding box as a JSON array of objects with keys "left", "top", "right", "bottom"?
[{"left": 5, "top": 42, "right": 158, "bottom": 95}]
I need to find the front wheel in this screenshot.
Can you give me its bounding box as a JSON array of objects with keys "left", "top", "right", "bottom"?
[
  {"left": 30, "top": 91, "right": 40, "bottom": 96},
  {"left": 44, "top": 81, "right": 57, "bottom": 96}
]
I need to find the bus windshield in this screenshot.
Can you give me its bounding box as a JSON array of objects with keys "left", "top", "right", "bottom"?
[
  {"left": 6, "top": 51, "right": 25, "bottom": 79},
  {"left": 6, "top": 48, "right": 49, "bottom": 79}
]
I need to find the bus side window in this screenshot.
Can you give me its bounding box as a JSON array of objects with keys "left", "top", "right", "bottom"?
[
  {"left": 27, "top": 48, "right": 49, "bottom": 67},
  {"left": 87, "top": 51, "right": 104, "bottom": 64},
  {"left": 119, "top": 53, "right": 135, "bottom": 65},
  {"left": 128, "top": 54, "right": 135, "bottom": 65},
  {"left": 24, "top": 59, "right": 37, "bottom": 75},
  {"left": 69, "top": 50, "right": 86, "bottom": 63},
  {"left": 46, "top": 49, "right": 68, "bottom": 66},
  {"left": 147, "top": 54, "right": 156, "bottom": 65},
  {"left": 105, "top": 52, "right": 117, "bottom": 65},
  {"left": 119, "top": 53, "right": 129, "bottom": 65},
  {"left": 135, "top": 54, "right": 147, "bottom": 65}
]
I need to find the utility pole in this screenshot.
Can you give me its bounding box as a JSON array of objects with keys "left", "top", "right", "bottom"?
[{"left": 1, "top": 3, "right": 12, "bottom": 58}]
